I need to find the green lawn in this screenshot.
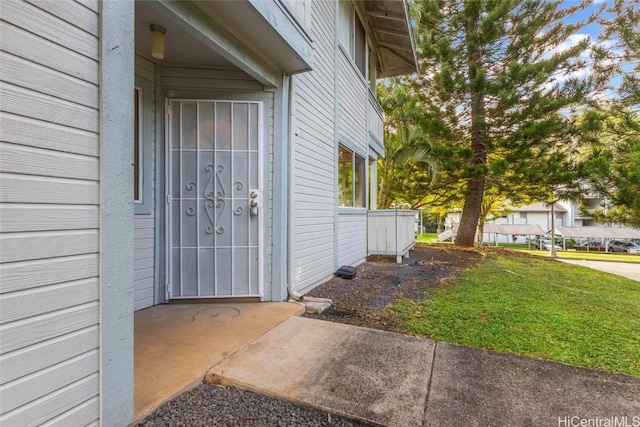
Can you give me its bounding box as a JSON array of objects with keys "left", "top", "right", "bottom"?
[
  {"left": 525, "top": 250, "right": 640, "bottom": 263},
  {"left": 415, "top": 233, "right": 440, "bottom": 243},
  {"left": 391, "top": 254, "right": 640, "bottom": 376}
]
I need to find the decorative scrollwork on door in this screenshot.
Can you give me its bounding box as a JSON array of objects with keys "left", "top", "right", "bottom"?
[{"left": 202, "top": 164, "right": 227, "bottom": 234}]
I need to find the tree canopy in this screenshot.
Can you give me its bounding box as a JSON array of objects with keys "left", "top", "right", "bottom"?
[
  {"left": 377, "top": 0, "right": 623, "bottom": 246},
  {"left": 579, "top": 0, "right": 640, "bottom": 227}
]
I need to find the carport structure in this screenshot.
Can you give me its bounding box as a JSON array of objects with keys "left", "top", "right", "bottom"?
[
  {"left": 483, "top": 223, "right": 546, "bottom": 248},
  {"left": 553, "top": 226, "right": 640, "bottom": 251}
]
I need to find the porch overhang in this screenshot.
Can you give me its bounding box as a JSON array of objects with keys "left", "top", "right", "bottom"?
[
  {"left": 360, "top": 0, "right": 418, "bottom": 78},
  {"left": 197, "top": 0, "right": 314, "bottom": 76},
  {"left": 144, "top": 0, "right": 314, "bottom": 88},
  {"left": 195, "top": 0, "right": 314, "bottom": 76}
]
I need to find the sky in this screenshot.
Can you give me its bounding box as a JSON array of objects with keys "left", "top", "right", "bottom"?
[{"left": 555, "top": 0, "right": 630, "bottom": 94}]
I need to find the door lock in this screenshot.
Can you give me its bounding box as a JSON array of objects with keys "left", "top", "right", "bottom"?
[{"left": 250, "top": 190, "right": 259, "bottom": 215}]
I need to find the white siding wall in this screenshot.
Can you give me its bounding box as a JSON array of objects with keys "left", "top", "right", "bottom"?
[
  {"left": 0, "top": 0, "right": 100, "bottom": 424},
  {"left": 162, "top": 65, "right": 275, "bottom": 299},
  {"left": 336, "top": 27, "right": 369, "bottom": 269},
  {"left": 291, "top": 0, "right": 337, "bottom": 293},
  {"left": 337, "top": 214, "right": 368, "bottom": 266},
  {"left": 337, "top": 53, "right": 367, "bottom": 153},
  {"left": 134, "top": 55, "right": 156, "bottom": 311},
  {"left": 163, "top": 66, "right": 265, "bottom": 92}
]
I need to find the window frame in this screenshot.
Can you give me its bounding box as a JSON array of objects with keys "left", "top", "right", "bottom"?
[
  {"left": 338, "top": 143, "right": 366, "bottom": 208},
  {"left": 134, "top": 87, "right": 143, "bottom": 203},
  {"left": 338, "top": 1, "right": 369, "bottom": 80},
  {"left": 354, "top": 11, "right": 367, "bottom": 77},
  {"left": 338, "top": 1, "right": 354, "bottom": 57},
  {"left": 134, "top": 76, "right": 154, "bottom": 215}
]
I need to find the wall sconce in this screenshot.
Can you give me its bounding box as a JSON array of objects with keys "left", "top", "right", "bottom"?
[{"left": 150, "top": 24, "right": 166, "bottom": 60}]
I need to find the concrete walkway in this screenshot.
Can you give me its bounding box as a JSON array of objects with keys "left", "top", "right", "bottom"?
[
  {"left": 560, "top": 259, "right": 640, "bottom": 282},
  {"left": 208, "top": 316, "right": 640, "bottom": 426},
  {"left": 134, "top": 302, "right": 305, "bottom": 422}
]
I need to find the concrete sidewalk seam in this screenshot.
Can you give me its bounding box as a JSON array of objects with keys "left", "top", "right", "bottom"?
[{"left": 421, "top": 341, "right": 439, "bottom": 426}]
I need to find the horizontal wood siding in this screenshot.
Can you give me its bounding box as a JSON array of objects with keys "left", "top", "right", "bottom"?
[
  {"left": 0, "top": 0, "right": 100, "bottom": 424},
  {"left": 337, "top": 213, "right": 368, "bottom": 266},
  {"left": 134, "top": 55, "right": 156, "bottom": 311},
  {"left": 291, "top": 0, "right": 337, "bottom": 293},
  {"left": 337, "top": 53, "right": 367, "bottom": 153},
  {"left": 162, "top": 65, "right": 264, "bottom": 92}
]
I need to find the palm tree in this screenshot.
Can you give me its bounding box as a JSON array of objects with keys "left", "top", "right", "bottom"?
[{"left": 377, "top": 78, "right": 439, "bottom": 209}]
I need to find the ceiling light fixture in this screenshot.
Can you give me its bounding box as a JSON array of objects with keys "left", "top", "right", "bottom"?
[{"left": 150, "top": 24, "right": 166, "bottom": 60}]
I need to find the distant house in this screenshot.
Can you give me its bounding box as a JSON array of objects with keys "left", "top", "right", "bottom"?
[
  {"left": 445, "top": 195, "right": 612, "bottom": 244},
  {"left": 0, "top": 0, "right": 416, "bottom": 424}
]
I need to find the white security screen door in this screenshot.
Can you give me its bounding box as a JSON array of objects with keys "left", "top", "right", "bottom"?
[{"left": 167, "top": 100, "right": 262, "bottom": 298}]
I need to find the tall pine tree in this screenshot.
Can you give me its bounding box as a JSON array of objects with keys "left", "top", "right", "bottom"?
[
  {"left": 580, "top": 0, "right": 640, "bottom": 227},
  {"left": 411, "top": 0, "right": 604, "bottom": 246}
]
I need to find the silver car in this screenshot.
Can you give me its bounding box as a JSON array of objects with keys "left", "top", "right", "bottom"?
[
  {"left": 607, "top": 240, "right": 640, "bottom": 254},
  {"left": 536, "top": 240, "right": 562, "bottom": 250}
]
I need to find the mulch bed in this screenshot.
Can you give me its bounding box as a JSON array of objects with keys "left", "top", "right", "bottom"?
[{"left": 304, "top": 244, "right": 485, "bottom": 332}]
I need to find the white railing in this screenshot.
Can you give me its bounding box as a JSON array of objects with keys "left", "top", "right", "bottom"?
[
  {"left": 368, "top": 210, "right": 416, "bottom": 263},
  {"left": 368, "top": 90, "right": 383, "bottom": 147},
  {"left": 437, "top": 229, "right": 453, "bottom": 242}
]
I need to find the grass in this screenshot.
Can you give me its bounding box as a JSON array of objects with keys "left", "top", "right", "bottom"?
[
  {"left": 415, "top": 233, "right": 440, "bottom": 243},
  {"left": 474, "top": 242, "right": 640, "bottom": 263},
  {"left": 391, "top": 253, "right": 640, "bottom": 376},
  {"left": 416, "top": 236, "right": 640, "bottom": 263},
  {"left": 525, "top": 250, "right": 640, "bottom": 263}
]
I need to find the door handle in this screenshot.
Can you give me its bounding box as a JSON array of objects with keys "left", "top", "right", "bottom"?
[{"left": 250, "top": 190, "right": 259, "bottom": 215}]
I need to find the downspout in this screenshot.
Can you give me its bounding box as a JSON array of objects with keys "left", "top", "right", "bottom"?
[{"left": 286, "top": 74, "right": 304, "bottom": 301}]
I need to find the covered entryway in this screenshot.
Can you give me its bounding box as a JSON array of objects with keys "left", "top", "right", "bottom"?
[
  {"left": 133, "top": 302, "right": 305, "bottom": 421},
  {"left": 133, "top": 0, "right": 312, "bottom": 308},
  {"left": 167, "top": 100, "right": 262, "bottom": 298}
]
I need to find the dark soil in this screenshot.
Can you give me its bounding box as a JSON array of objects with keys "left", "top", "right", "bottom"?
[{"left": 305, "top": 244, "right": 485, "bottom": 332}]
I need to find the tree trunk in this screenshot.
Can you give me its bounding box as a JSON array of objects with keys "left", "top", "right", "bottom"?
[
  {"left": 455, "top": 4, "right": 486, "bottom": 247},
  {"left": 456, "top": 176, "right": 486, "bottom": 246}
]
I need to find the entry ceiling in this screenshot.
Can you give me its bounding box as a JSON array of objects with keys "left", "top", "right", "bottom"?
[{"left": 135, "top": 1, "right": 234, "bottom": 68}]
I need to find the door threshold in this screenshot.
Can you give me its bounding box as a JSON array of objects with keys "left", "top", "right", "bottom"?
[{"left": 168, "top": 297, "right": 262, "bottom": 304}]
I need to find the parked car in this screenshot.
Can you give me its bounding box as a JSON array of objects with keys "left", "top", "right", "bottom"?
[
  {"left": 607, "top": 240, "right": 640, "bottom": 254},
  {"left": 536, "top": 240, "right": 562, "bottom": 250},
  {"left": 573, "top": 239, "right": 603, "bottom": 251},
  {"left": 575, "top": 238, "right": 602, "bottom": 247}
]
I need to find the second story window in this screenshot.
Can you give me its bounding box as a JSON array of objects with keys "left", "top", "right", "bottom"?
[
  {"left": 354, "top": 11, "right": 366, "bottom": 76},
  {"left": 338, "top": 1, "right": 367, "bottom": 78}
]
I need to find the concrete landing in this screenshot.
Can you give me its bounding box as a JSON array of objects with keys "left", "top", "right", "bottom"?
[
  {"left": 207, "top": 316, "right": 435, "bottom": 426},
  {"left": 133, "top": 302, "right": 305, "bottom": 422},
  {"left": 207, "top": 317, "right": 640, "bottom": 426}
]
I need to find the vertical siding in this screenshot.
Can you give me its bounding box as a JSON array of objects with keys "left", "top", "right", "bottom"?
[
  {"left": 0, "top": 0, "right": 100, "bottom": 425},
  {"left": 134, "top": 54, "right": 156, "bottom": 311},
  {"left": 162, "top": 65, "right": 275, "bottom": 299},
  {"left": 337, "top": 214, "right": 368, "bottom": 266},
  {"left": 291, "top": 0, "right": 337, "bottom": 292}
]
